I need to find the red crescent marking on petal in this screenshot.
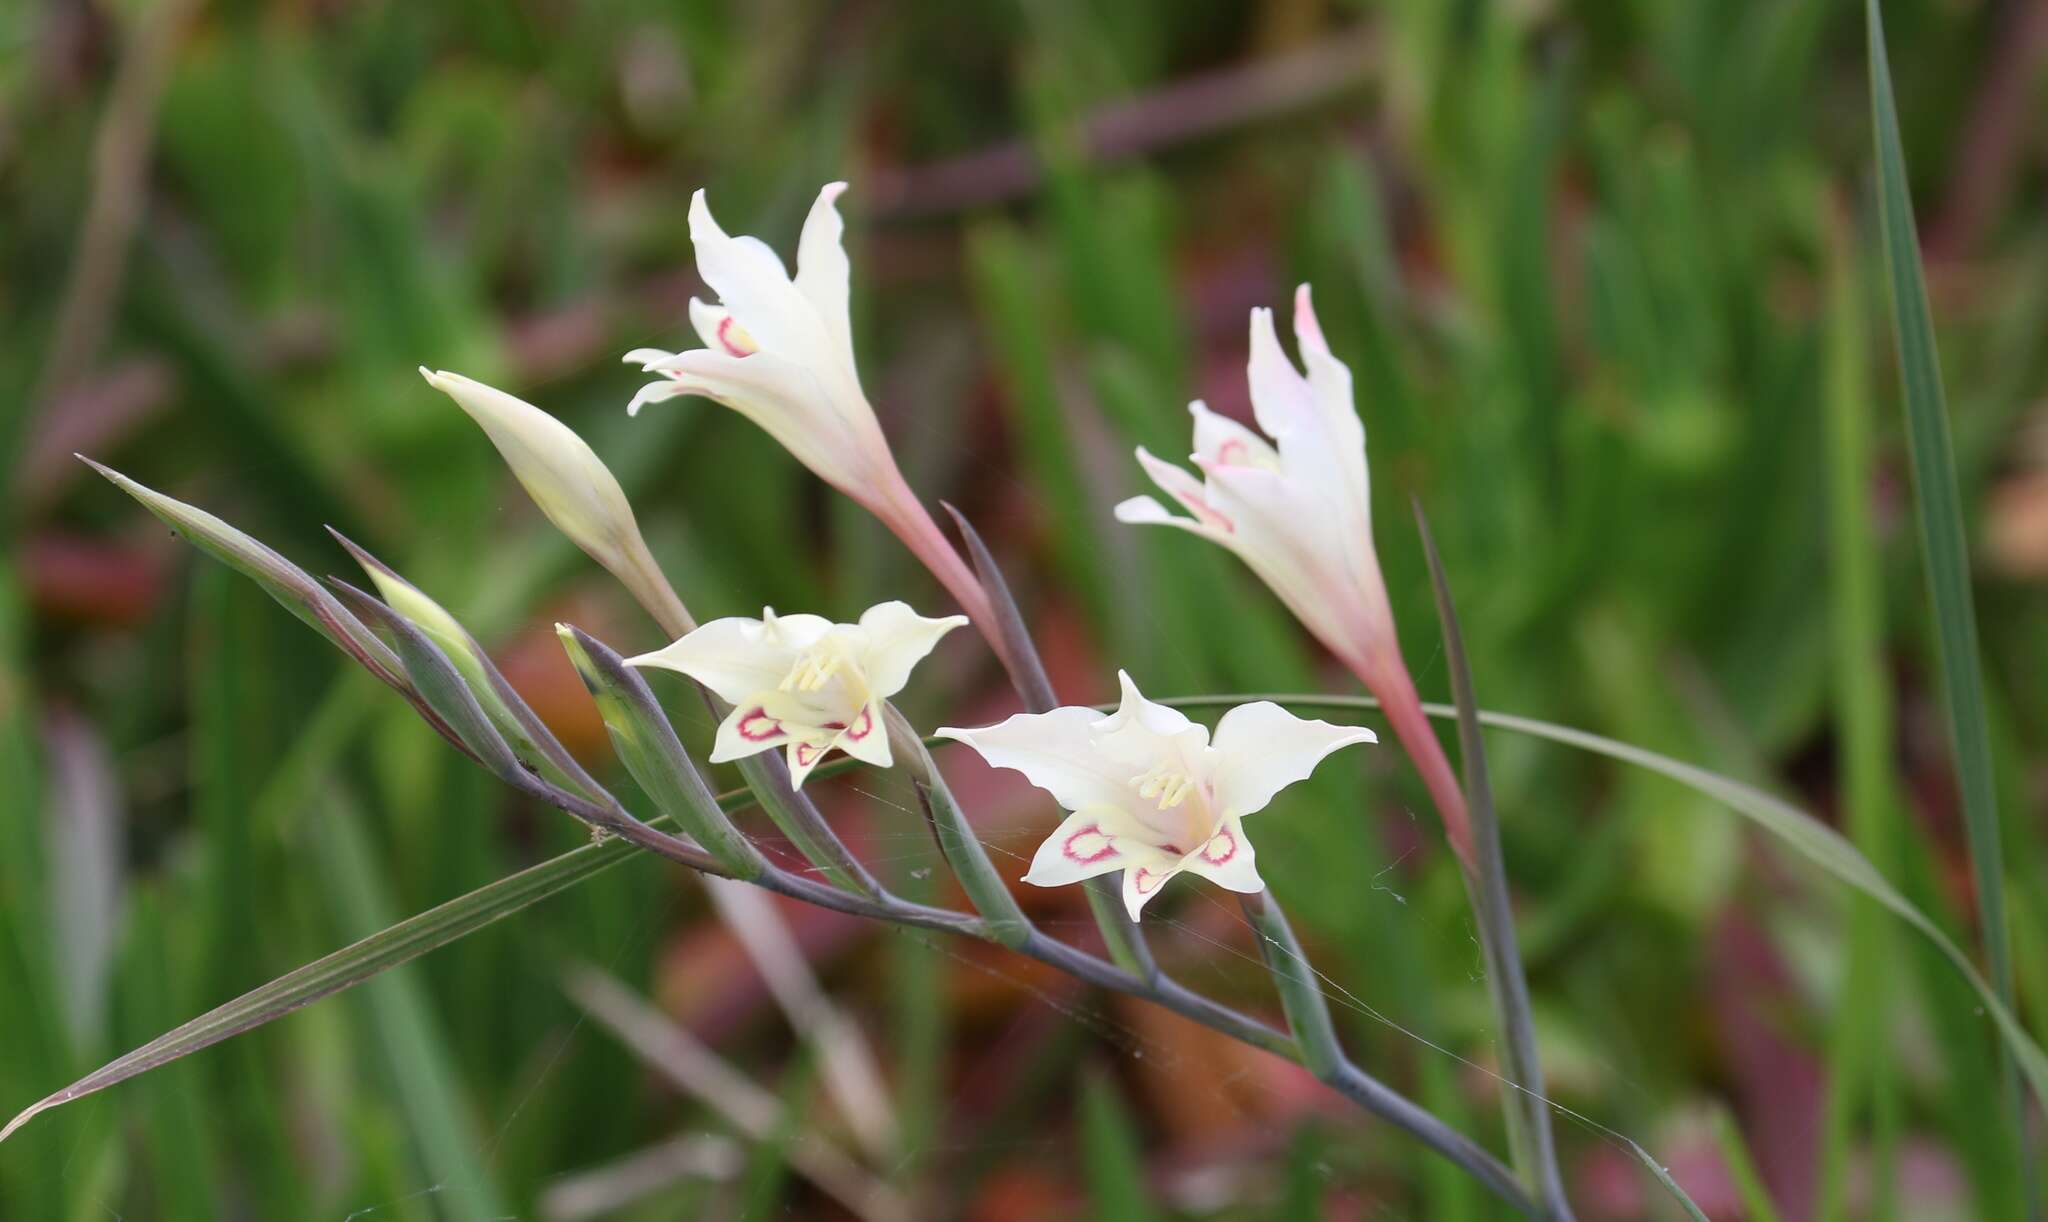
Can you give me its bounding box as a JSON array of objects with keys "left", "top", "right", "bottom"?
[
  {"left": 1133, "top": 867, "right": 1164, "bottom": 894},
  {"left": 794, "top": 743, "right": 821, "bottom": 766},
  {"left": 1216, "top": 439, "right": 1249, "bottom": 467},
  {"left": 1201, "top": 828, "right": 1236, "bottom": 865},
  {"left": 737, "top": 708, "right": 785, "bottom": 741},
  {"left": 1061, "top": 824, "right": 1118, "bottom": 866},
  {"left": 716, "top": 316, "right": 754, "bottom": 358},
  {"left": 843, "top": 706, "right": 874, "bottom": 741}
]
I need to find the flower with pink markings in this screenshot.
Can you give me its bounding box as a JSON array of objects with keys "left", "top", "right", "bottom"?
[
  {"left": 628, "top": 601, "right": 964, "bottom": 788},
  {"left": 620, "top": 184, "right": 1003, "bottom": 662},
  {"left": 1112, "top": 285, "right": 1477, "bottom": 867},
  {"left": 623, "top": 184, "right": 888, "bottom": 501},
  {"left": 1113, "top": 286, "right": 1385, "bottom": 678},
  {"left": 938, "top": 672, "right": 1374, "bottom": 920}
]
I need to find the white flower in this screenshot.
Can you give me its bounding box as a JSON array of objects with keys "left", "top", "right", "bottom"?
[
  {"left": 621, "top": 183, "right": 1000, "bottom": 649},
  {"left": 939, "top": 672, "right": 1374, "bottom": 920},
  {"left": 628, "top": 601, "right": 965, "bottom": 788},
  {"left": 623, "top": 183, "right": 898, "bottom": 510},
  {"left": 1112, "top": 286, "right": 1393, "bottom": 679}
]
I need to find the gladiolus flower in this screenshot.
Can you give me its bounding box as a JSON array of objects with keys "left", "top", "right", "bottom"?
[
  {"left": 622, "top": 184, "right": 1003, "bottom": 662},
  {"left": 939, "top": 672, "right": 1374, "bottom": 920},
  {"left": 628, "top": 601, "right": 965, "bottom": 788},
  {"left": 1111, "top": 287, "right": 1474, "bottom": 866},
  {"left": 1113, "top": 287, "right": 1385, "bottom": 675}
]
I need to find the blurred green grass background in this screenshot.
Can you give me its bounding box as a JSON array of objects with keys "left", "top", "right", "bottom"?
[{"left": 3, "top": 0, "right": 2044, "bottom": 1217}]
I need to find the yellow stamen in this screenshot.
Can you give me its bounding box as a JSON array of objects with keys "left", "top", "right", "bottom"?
[{"left": 1132, "top": 766, "right": 1196, "bottom": 810}]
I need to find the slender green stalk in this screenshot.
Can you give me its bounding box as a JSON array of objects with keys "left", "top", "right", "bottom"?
[
  {"left": 1816, "top": 201, "right": 1900, "bottom": 1222},
  {"left": 1866, "top": 3, "right": 2028, "bottom": 1210},
  {"left": 884, "top": 704, "right": 1033, "bottom": 949},
  {"left": 1241, "top": 891, "right": 1344, "bottom": 1080},
  {"left": 1710, "top": 1108, "right": 1783, "bottom": 1222},
  {"left": 1417, "top": 504, "right": 1573, "bottom": 1218}
]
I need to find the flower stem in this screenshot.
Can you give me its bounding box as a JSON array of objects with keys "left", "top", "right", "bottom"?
[
  {"left": 1360, "top": 654, "right": 1476, "bottom": 871},
  {"left": 874, "top": 480, "right": 1019, "bottom": 682}
]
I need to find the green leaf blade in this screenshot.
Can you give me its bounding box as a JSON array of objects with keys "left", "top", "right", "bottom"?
[{"left": 1866, "top": 0, "right": 2026, "bottom": 1204}]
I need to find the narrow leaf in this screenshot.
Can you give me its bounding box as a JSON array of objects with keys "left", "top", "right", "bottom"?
[
  {"left": 1415, "top": 502, "right": 1571, "bottom": 1215},
  {"left": 1160, "top": 693, "right": 2048, "bottom": 1112},
  {"left": 1710, "top": 1108, "right": 1784, "bottom": 1222},
  {"left": 1866, "top": 0, "right": 2025, "bottom": 1195},
  {"left": 1079, "top": 1070, "right": 1159, "bottom": 1222},
  {"left": 940, "top": 501, "right": 1056, "bottom": 713},
  {"left": 80, "top": 459, "right": 403, "bottom": 688},
  {"left": 0, "top": 827, "right": 641, "bottom": 1144}
]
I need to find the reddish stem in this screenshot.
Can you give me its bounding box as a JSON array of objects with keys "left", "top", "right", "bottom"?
[
  {"left": 1356, "top": 650, "right": 1475, "bottom": 873},
  {"left": 871, "top": 479, "right": 1021, "bottom": 682}
]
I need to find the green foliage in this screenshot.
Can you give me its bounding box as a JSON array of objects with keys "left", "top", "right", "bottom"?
[{"left": 5, "top": 0, "right": 2043, "bottom": 1216}]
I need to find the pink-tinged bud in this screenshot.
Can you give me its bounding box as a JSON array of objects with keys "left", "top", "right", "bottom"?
[{"left": 1115, "top": 286, "right": 1473, "bottom": 866}]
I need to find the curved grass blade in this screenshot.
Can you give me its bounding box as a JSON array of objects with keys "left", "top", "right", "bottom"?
[
  {"left": 1158, "top": 693, "right": 2048, "bottom": 1113},
  {"left": 1415, "top": 504, "right": 1572, "bottom": 1218},
  {"left": 0, "top": 824, "right": 642, "bottom": 1144},
  {"left": 1866, "top": 0, "right": 2026, "bottom": 1202}
]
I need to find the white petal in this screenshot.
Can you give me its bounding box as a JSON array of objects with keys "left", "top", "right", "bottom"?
[
  {"left": 1291, "top": 285, "right": 1370, "bottom": 524},
  {"left": 626, "top": 377, "right": 693, "bottom": 417},
  {"left": 1134, "top": 447, "right": 1235, "bottom": 534},
  {"left": 1207, "top": 701, "right": 1375, "bottom": 819},
  {"left": 623, "top": 347, "right": 680, "bottom": 368},
  {"left": 1020, "top": 806, "right": 1156, "bottom": 889},
  {"left": 1245, "top": 306, "right": 1318, "bottom": 443},
  {"left": 756, "top": 610, "right": 837, "bottom": 650},
  {"left": 688, "top": 190, "right": 828, "bottom": 363},
  {"left": 830, "top": 698, "right": 891, "bottom": 769},
  {"left": 1091, "top": 673, "right": 1212, "bottom": 798},
  {"left": 784, "top": 736, "right": 839, "bottom": 788},
  {"left": 650, "top": 347, "right": 876, "bottom": 493},
  {"left": 688, "top": 297, "right": 759, "bottom": 357},
  {"left": 936, "top": 707, "right": 1136, "bottom": 815},
  {"left": 1112, "top": 493, "right": 1230, "bottom": 546},
  {"left": 1189, "top": 400, "right": 1278, "bottom": 472},
  {"left": 793, "top": 182, "right": 855, "bottom": 369},
  {"left": 709, "top": 700, "right": 793, "bottom": 763},
  {"left": 1095, "top": 670, "right": 1196, "bottom": 740},
  {"left": 1196, "top": 460, "right": 1359, "bottom": 638},
  {"left": 855, "top": 600, "right": 966, "bottom": 697},
  {"left": 626, "top": 614, "right": 796, "bottom": 705},
  {"left": 1122, "top": 856, "right": 1186, "bottom": 921},
  {"left": 1176, "top": 815, "right": 1264, "bottom": 893}
]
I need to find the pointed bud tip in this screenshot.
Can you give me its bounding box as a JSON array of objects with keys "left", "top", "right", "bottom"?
[{"left": 75, "top": 453, "right": 120, "bottom": 481}]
